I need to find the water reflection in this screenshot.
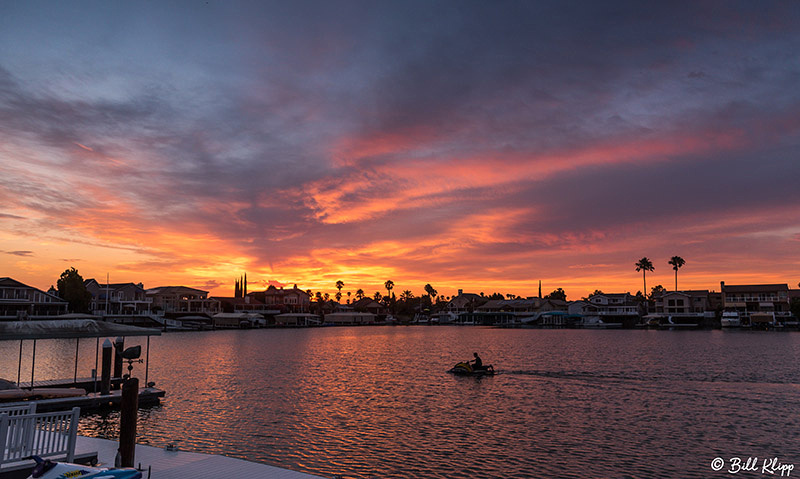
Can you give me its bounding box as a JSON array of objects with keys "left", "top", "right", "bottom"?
[{"left": 4, "top": 328, "right": 800, "bottom": 478}]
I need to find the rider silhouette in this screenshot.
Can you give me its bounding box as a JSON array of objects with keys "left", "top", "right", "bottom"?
[{"left": 470, "top": 352, "right": 484, "bottom": 370}]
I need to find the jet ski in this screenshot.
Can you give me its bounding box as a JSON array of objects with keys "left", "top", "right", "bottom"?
[
  {"left": 448, "top": 361, "right": 495, "bottom": 376},
  {"left": 26, "top": 455, "right": 143, "bottom": 479}
]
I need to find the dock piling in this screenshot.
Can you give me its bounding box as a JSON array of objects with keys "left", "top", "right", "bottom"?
[
  {"left": 101, "top": 339, "right": 112, "bottom": 395},
  {"left": 119, "top": 377, "right": 139, "bottom": 467},
  {"left": 113, "top": 337, "right": 124, "bottom": 386}
]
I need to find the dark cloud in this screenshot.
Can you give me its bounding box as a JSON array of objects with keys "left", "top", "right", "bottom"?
[{"left": 4, "top": 251, "right": 33, "bottom": 257}]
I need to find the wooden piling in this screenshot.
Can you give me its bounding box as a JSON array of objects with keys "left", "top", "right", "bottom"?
[
  {"left": 101, "top": 339, "right": 112, "bottom": 395},
  {"left": 119, "top": 377, "right": 139, "bottom": 467},
  {"left": 113, "top": 337, "right": 124, "bottom": 383}
]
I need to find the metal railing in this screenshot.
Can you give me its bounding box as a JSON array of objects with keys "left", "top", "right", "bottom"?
[{"left": 0, "top": 407, "right": 79, "bottom": 466}]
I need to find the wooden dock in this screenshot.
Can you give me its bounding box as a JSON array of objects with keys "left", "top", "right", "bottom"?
[
  {"left": 0, "top": 387, "right": 165, "bottom": 412},
  {"left": 75, "top": 435, "right": 328, "bottom": 479},
  {"left": 15, "top": 376, "right": 124, "bottom": 392}
]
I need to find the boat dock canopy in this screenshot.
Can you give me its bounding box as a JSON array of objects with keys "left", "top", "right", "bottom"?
[{"left": 0, "top": 319, "right": 161, "bottom": 340}]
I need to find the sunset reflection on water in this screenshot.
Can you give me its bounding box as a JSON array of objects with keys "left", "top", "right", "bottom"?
[{"left": 3, "top": 327, "right": 800, "bottom": 478}]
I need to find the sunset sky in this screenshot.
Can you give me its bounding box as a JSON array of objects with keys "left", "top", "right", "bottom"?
[{"left": 1, "top": 1, "right": 799, "bottom": 300}]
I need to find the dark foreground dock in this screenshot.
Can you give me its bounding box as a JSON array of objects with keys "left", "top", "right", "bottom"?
[{"left": 76, "top": 435, "right": 328, "bottom": 479}]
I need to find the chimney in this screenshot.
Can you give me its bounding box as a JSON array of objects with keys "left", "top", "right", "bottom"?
[{"left": 458, "top": 289, "right": 463, "bottom": 296}]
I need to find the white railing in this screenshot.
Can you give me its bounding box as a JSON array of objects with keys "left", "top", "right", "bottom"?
[
  {"left": 0, "top": 404, "right": 36, "bottom": 417},
  {"left": 0, "top": 407, "right": 79, "bottom": 466}
]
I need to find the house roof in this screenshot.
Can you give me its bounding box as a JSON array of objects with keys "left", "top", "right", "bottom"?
[
  {"left": 146, "top": 286, "right": 209, "bottom": 295},
  {"left": 0, "top": 277, "right": 30, "bottom": 288},
  {"left": 0, "top": 277, "right": 67, "bottom": 302},
  {"left": 723, "top": 284, "right": 789, "bottom": 293},
  {"left": 352, "top": 298, "right": 382, "bottom": 308},
  {"left": 477, "top": 299, "right": 506, "bottom": 310},
  {"left": 265, "top": 285, "right": 310, "bottom": 297},
  {"left": 85, "top": 279, "right": 142, "bottom": 290}
]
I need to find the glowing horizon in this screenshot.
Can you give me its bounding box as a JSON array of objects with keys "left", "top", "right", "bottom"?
[{"left": 1, "top": 2, "right": 799, "bottom": 301}]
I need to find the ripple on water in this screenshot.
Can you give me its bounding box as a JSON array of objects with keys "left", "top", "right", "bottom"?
[{"left": 9, "top": 328, "right": 800, "bottom": 478}]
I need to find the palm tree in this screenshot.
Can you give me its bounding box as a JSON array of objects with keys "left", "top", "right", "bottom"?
[
  {"left": 400, "top": 290, "right": 413, "bottom": 302},
  {"left": 635, "top": 257, "right": 655, "bottom": 298},
  {"left": 336, "top": 280, "right": 344, "bottom": 296},
  {"left": 355, "top": 289, "right": 365, "bottom": 300},
  {"left": 424, "top": 283, "right": 437, "bottom": 303},
  {"left": 668, "top": 256, "right": 686, "bottom": 291},
  {"left": 384, "top": 280, "right": 394, "bottom": 300}
]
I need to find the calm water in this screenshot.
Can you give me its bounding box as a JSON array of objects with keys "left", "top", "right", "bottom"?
[{"left": 3, "top": 327, "right": 800, "bottom": 478}]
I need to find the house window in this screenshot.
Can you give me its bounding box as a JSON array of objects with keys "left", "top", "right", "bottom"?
[{"left": 668, "top": 299, "right": 675, "bottom": 306}]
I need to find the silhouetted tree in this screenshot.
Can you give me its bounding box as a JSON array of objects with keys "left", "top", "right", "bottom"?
[
  {"left": 650, "top": 284, "right": 666, "bottom": 299},
  {"left": 635, "top": 257, "right": 655, "bottom": 298},
  {"left": 668, "top": 256, "right": 685, "bottom": 291},
  {"left": 424, "top": 284, "right": 437, "bottom": 304},
  {"left": 356, "top": 289, "right": 365, "bottom": 300},
  {"left": 384, "top": 280, "right": 394, "bottom": 301},
  {"left": 373, "top": 291, "right": 382, "bottom": 302},
  {"left": 57, "top": 267, "right": 92, "bottom": 313},
  {"left": 546, "top": 288, "right": 567, "bottom": 301}
]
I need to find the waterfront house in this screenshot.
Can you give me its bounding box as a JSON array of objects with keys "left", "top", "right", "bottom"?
[
  {"left": 654, "top": 290, "right": 712, "bottom": 314},
  {"left": 83, "top": 279, "right": 152, "bottom": 316},
  {"left": 587, "top": 293, "right": 641, "bottom": 327},
  {"left": 720, "top": 282, "right": 792, "bottom": 326},
  {"left": 213, "top": 294, "right": 281, "bottom": 318},
  {"left": 446, "top": 290, "right": 485, "bottom": 312},
  {"left": 472, "top": 298, "right": 541, "bottom": 324},
  {"left": 261, "top": 285, "right": 311, "bottom": 313},
  {"left": 352, "top": 297, "right": 386, "bottom": 316},
  {"left": 567, "top": 300, "right": 616, "bottom": 327},
  {"left": 538, "top": 298, "right": 569, "bottom": 313},
  {"left": 323, "top": 311, "right": 376, "bottom": 325},
  {"left": 145, "top": 286, "right": 220, "bottom": 315},
  {"left": 0, "top": 277, "right": 68, "bottom": 319},
  {"left": 651, "top": 290, "right": 715, "bottom": 327}
]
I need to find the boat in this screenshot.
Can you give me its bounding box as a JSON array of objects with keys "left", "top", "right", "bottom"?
[
  {"left": 26, "top": 455, "right": 143, "bottom": 479},
  {"left": 448, "top": 361, "right": 495, "bottom": 376},
  {"left": 720, "top": 311, "right": 741, "bottom": 328},
  {"left": 580, "top": 317, "right": 622, "bottom": 329}
]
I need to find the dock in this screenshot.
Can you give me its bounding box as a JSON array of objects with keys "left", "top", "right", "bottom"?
[
  {"left": 15, "top": 376, "right": 124, "bottom": 391},
  {"left": 0, "top": 387, "right": 165, "bottom": 412},
  {"left": 75, "top": 435, "right": 327, "bottom": 479}
]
